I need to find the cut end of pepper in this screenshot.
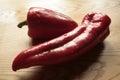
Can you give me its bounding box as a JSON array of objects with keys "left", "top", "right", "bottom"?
[{"left": 17, "top": 20, "right": 27, "bottom": 28}]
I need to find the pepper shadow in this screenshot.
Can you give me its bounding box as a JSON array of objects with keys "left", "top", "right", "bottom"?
[
  {"left": 23, "top": 42, "right": 104, "bottom": 80},
  {"left": 29, "top": 38, "right": 50, "bottom": 46}
]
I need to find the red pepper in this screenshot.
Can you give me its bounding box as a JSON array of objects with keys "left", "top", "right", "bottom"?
[
  {"left": 13, "top": 12, "right": 111, "bottom": 71},
  {"left": 18, "top": 7, "right": 78, "bottom": 39}
]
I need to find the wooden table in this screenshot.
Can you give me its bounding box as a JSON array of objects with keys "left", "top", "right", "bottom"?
[{"left": 0, "top": 0, "right": 120, "bottom": 80}]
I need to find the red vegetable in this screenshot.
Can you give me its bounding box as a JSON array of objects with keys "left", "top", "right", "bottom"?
[
  {"left": 12, "top": 12, "right": 111, "bottom": 71},
  {"left": 18, "top": 7, "right": 78, "bottom": 39}
]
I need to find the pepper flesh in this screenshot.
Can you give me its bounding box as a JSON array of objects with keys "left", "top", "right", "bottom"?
[
  {"left": 12, "top": 12, "right": 111, "bottom": 71},
  {"left": 27, "top": 7, "right": 78, "bottom": 39}
]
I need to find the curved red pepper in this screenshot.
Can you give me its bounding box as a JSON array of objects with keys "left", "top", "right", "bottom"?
[
  {"left": 18, "top": 7, "right": 78, "bottom": 39},
  {"left": 12, "top": 12, "right": 111, "bottom": 71}
]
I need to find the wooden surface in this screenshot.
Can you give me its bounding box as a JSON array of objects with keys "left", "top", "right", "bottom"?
[{"left": 0, "top": 0, "right": 120, "bottom": 80}]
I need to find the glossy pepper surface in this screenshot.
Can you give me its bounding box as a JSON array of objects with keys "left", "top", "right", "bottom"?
[
  {"left": 13, "top": 12, "right": 111, "bottom": 71},
  {"left": 18, "top": 7, "right": 78, "bottom": 39}
]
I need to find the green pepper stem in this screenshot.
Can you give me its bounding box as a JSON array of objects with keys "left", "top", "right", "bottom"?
[{"left": 17, "top": 20, "right": 27, "bottom": 28}]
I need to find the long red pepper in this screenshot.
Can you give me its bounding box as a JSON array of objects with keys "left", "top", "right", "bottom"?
[{"left": 12, "top": 12, "right": 111, "bottom": 71}]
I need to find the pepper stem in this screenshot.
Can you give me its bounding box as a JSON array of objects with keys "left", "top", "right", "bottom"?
[{"left": 17, "top": 20, "right": 27, "bottom": 28}]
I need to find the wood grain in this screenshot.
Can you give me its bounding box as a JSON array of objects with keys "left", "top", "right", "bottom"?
[{"left": 0, "top": 0, "right": 120, "bottom": 80}]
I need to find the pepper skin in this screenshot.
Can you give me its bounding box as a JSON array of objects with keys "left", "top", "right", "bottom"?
[
  {"left": 18, "top": 7, "right": 78, "bottom": 39},
  {"left": 12, "top": 12, "right": 111, "bottom": 71}
]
